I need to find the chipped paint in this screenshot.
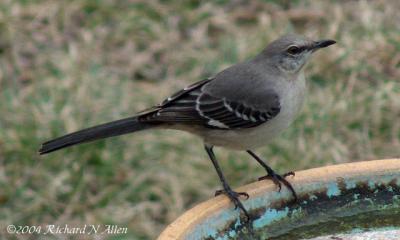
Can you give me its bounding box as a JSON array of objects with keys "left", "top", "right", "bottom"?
[
  {"left": 344, "top": 180, "right": 357, "bottom": 190},
  {"left": 253, "top": 207, "right": 289, "bottom": 229},
  {"left": 184, "top": 176, "right": 400, "bottom": 240},
  {"left": 186, "top": 176, "right": 400, "bottom": 239},
  {"left": 326, "top": 182, "right": 341, "bottom": 197},
  {"left": 158, "top": 160, "right": 400, "bottom": 240}
]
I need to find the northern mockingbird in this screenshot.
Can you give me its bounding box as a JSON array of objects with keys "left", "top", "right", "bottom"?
[{"left": 39, "top": 34, "right": 335, "bottom": 221}]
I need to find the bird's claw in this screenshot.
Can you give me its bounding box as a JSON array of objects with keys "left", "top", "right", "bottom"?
[
  {"left": 215, "top": 189, "right": 249, "bottom": 200},
  {"left": 258, "top": 170, "right": 297, "bottom": 202},
  {"left": 214, "top": 188, "right": 251, "bottom": 223},
  {"left": 258, "top": 170, "right": 295, "bottom": 180},
  {"left": 282, "top": 171, "right": 295, "bottom": 178}
]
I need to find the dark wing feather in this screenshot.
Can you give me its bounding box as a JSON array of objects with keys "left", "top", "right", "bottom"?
[
  {"left": 138, "top": 78, "right": 281, "bottom": 130},
  {"left": 137, "top": 78, "right": 210, "bottom": 123},
  {"left": 160, "top": 78, "right": 211, "bottom": 107},
  {"left": 196, "top": 93, "right": 280, "bottom": 129}
]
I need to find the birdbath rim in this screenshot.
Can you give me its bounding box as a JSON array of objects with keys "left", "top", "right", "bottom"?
[{"left": 157, "top": 159, "right": 400, "bottom": 240}]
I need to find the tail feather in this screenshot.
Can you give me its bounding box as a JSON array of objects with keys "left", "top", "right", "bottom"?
[{"left": 39, "top": 116, "right": 155, "bottom": 155}]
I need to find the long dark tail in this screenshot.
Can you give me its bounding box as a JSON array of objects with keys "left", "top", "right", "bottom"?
[{"left": 39, "top": 116, "right": 156, "bottom": 155}]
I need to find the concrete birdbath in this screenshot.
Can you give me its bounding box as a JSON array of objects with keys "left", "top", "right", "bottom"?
[{"left": 157, "top": 159, "right": 400, "bottom": 240}]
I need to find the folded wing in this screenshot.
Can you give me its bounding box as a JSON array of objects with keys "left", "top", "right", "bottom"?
[{"left": 138, "top": 78, "right": 281, "bottom": 130}]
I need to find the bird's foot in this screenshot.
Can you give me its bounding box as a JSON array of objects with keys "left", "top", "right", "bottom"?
[
  {"left": 215, "top": 187, "right": 251, "bottom": 223},
  {"left": 258, "top": 170, "right": 297, "bottom": 201},
  {"left": 215, "top": 189, "right": 249, "bottom": 199}
]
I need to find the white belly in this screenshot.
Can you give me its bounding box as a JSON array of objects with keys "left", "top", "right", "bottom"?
[{"left": 199, "top": 74, "right": 306, "bottom": 150}]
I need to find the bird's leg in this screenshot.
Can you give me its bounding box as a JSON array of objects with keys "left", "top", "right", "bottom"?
[
  {"left": 205, "top": 145, "right": 251, "bottom": 222},
  {"left": 247, "top": 150, "right": 297, "bottom": 202}
]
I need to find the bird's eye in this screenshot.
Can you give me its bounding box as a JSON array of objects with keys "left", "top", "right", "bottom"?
[{"left": 287, "top": 46, "right": 302, "bottom": 55}]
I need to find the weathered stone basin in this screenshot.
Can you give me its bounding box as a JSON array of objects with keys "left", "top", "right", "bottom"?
[{"left": 158, "top": 159, "right": 400, "bottom": 240}]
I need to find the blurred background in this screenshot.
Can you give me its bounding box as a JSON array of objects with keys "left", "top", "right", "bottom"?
[{"left": 0, "top": 0, "right": 399, "bottom": 239}]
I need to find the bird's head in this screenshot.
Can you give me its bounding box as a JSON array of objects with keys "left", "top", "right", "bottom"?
[{"left": 261, "top": 34, "right": 336, "bottom": 74}]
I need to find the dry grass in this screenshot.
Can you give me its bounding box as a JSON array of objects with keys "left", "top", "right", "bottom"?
[{"left": 0, "top": 0, "right": 399, "bottom": 239}]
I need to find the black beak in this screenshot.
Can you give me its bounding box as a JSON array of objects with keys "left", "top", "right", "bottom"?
[{"left": 312, "top": 39, "right": 336, "bottom": 50}]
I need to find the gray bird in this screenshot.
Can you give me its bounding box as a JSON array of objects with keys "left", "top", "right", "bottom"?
[{"left": 39, "top": 34, "right": 336, "bottom": 221}]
